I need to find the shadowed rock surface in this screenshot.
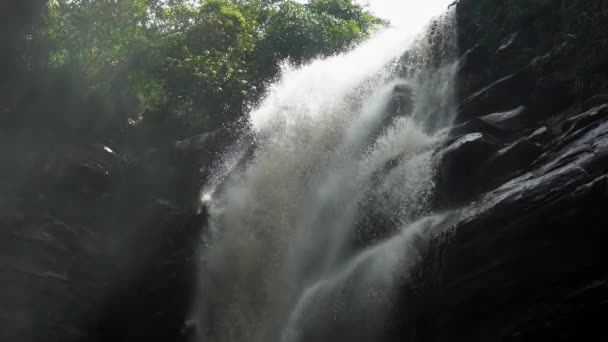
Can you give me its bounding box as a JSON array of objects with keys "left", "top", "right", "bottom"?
[
  {"left": 404, "top": 1, "right": 608, "bottom": 340},
  {"left": 0, "top": 131, "right": 229, "bottom": 342}
]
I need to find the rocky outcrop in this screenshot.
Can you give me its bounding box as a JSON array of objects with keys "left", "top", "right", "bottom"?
[
  {"left": 0, "top": 129, "right": 230, "bottom": 342},
  {"left": 421, "top": 103, "right": 608, "bottom": 341},
  {"left": 408, "top": 1, "right": 608, "bottom": 341}
]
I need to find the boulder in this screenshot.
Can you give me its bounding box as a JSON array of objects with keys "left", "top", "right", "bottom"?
[
  {"left": 435, "top": 133, "right": 501, "bottom": 206},
  {"left": 456, "top": 70, "right": 535, "bottom": 124},
  {"left": 479, "top": 106, "right": 530, "bottom": 131},
  {"left": 481, "top": 128, "right": 548, "bottom": 187},
  {"left": 450, "top": 106, "right": 531, "bottom": 139},
  {"left": 562, "top": 104, "right": 608, "bottom": 134}
]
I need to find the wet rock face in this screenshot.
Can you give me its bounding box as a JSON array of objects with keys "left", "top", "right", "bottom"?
[
  {"left": 408, "top": 1, "right": 608, "bottom": 341},
  {"left": 420, "top": 106, "right": 608, "bottom": 342},
  {"left": 456, "top": 70, "right": 536, "bottom": 124},
  {"left": 435, "top": 132, "right": 500, "bottom": 205},
  {"left": 0, "top": 131, "right": 226, "bottom": 342}
]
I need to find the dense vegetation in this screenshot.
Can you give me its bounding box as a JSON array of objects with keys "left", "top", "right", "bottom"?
[{"left": 1, "top": 0, "right": 383, "bottom": 148}]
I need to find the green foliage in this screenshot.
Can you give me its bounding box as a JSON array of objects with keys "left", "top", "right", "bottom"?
[{"left": 36, "top": 0, "right": 383, "bottom": 139}]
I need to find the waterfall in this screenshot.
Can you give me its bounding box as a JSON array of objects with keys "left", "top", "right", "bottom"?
[{"left": 194, "top": 4, "right": 458, "bottom": 342}]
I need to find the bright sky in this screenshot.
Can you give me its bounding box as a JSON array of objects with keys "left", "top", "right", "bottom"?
[
  {"left": 360, "top": 0, "right": 453, "bottom": 29},
  {"left": 294, "top": 0, "right": 454, "bottom": 31}
]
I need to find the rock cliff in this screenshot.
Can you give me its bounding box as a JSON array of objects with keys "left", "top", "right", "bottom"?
[{"left": 407, "top": 1, "right": 608, "bottom": 341}]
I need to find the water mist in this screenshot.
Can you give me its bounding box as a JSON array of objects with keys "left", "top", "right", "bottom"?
[{"left": 194, "top": 3, "right": 458, "bottom": 341}]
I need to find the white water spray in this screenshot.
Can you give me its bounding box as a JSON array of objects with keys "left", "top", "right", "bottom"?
[{"left": 195, "top": 4, "right": 457, "bottom": 342}]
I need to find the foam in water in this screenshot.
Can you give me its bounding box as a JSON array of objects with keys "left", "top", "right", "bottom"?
[{"left": 194, "top": 5, "right": 457, "bottom": 342}]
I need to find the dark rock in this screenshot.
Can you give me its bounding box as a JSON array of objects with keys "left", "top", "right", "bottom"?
[
  {"left": 449, "top": 117, "right": 507, "bottom": 139},
  {"left": 449, "top": 107, "right": 530, "bottom": 139},
  {"left": 529, "top": 69, "right": 576, "bottom": 117},
  {"left": 460, "top": 45, "right": 491, "bottom": 73},
  {"left": 435, "top": 133, "right": 501, "bottom": 206},
  {"left": 92, "top": 208, "right": 206, "bottom": 342},
  {"left": 493, "top": 33, "right": 538, "bottom": 76},
  {"left": 456, "top": 70, "right": 535, "bottom": 124},
  {"left": 43, "top": 143, "right": 122, "bottom": 198},
  {"left": 523, "top": 126, "right": 552, "bottom": 145},
  {"left": 457, "top": 44, "right": 492, "bottom": 98},
  {"left": 439, "top": 123, "right": 551, "bottom": 208},
  {"left": 480, "top": 106, "right": 529, "bottom": 130},
  {"left": 528, "top": 42, "right": 573, "bottom": 75},
  {"left": 0, "top": 126, "right": 220, "bottom": 342},
  {"left": 125, "top": 129, "right": 232, "bottom": 210},
  {"left": 481, "top": 128, "right": 548, "bottom": 187},
  {"left": 457, "top": 42, "right": 576, "bottom": 125},
  {"left": 562, "top": 104, "right": 608, "bottom": 134},
  {"left": 417, "top": 113, "right": 608, "bottom": 342},
  {"left": 0, "top": 211, "right": 106, "bottom": 342},
  {"left": 413, "top": 2, "right": 608, "bottom": 341},
  {"left": 496, "top": 32, "right": 521, "bottom": 56},
  {"left": 583, "top": 94, "right": 608, "bottom": 111},
  {"left": 525, "top": 43, "right": 576, "bottom": 118}
]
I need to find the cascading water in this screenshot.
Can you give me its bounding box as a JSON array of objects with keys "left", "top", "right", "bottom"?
[{"left": 194, "top": 3, "right": 458, "bottom": 342}]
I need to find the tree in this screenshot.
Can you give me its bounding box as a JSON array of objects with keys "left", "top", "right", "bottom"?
[{"left": 37, "top": 0, "right": 383, "bottom": 140}]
